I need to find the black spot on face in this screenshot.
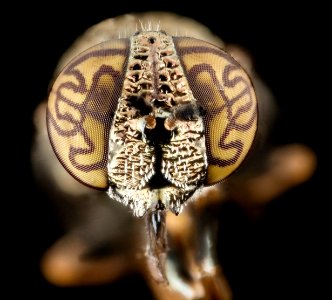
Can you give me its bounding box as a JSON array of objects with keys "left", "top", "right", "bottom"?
[
  {"left": 148, "top": 37, "right": 156, "bottom": 44},
  {"left": 145, "top": 118, "right": 172, "bottom": 189},
  {"left": 134, "top": 54, "right": 148, "bottom": 60},
  {"left": 175, "top": 103, "right": 200, "bottom": 120},
  {"left": 198, "top": 105, "right": 207, "bottom": 116},
  {"left": 159, "top": 84, "right": 172, "bottom": 94},
  {"left": 133, "top": 64, "right": 141, "bottom": 70},
  {"left": 126, "top": 96, "right": 152, "bottom": 115},
  {"left": 145, "top": 117, "right": 171, "bottom": 145}
]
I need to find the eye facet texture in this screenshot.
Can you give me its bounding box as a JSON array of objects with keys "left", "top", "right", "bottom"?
[
  {"left": 47, "top": 39, "right": 129, "bottom": 189},
  {"left": 174, "top": 37, "right": 257, "bottom": 184}
]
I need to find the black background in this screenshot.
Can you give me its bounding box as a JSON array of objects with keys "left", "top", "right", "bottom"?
[{"left": 6, "top": 2, "right": 326, "bottom": 299}]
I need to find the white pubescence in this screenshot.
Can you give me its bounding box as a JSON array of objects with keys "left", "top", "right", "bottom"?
[{"left": 107, "top": 31, "right": 207, "bottom": 217}]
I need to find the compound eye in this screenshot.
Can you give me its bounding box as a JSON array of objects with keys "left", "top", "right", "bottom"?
[
  {"left": 47, "top": 39, "right": 129, "bottom": 189},
  {"left": 174, "top": 37, "right": 258, "bottom": 185}
]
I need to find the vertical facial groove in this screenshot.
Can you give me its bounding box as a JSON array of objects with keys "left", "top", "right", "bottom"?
[{"left": 107, "top": 31, "right": 207, "bottom": 216}]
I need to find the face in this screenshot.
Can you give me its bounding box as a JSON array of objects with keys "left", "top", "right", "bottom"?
[{"left": 47, "top": 30, "right": 257, "bottom": 217}]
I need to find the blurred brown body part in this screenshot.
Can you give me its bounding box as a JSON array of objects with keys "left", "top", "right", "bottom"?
[{"left": 31, "top": 12, "right": 316, "bottom": 300}]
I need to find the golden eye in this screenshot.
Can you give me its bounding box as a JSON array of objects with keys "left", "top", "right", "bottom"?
[
  {"left": 47, "top": 39, "right": 130, "bottom": 189},
  {"left": 174, "top": 37, "right": 258, "bottom": 185},
  {"left": 47, "top": 31, "right": 257, "bottom": 216}
]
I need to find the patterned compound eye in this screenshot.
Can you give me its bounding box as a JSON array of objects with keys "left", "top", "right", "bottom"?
[
  {"left": 47, "top": 39, "right": 129, "bottom": 189},
  {"left": 174, "top": 37, "right": 257, "bottom": 185},
  {"left": 47, "top": 32, "right": 257, "bottom": 217}
]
